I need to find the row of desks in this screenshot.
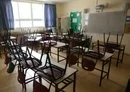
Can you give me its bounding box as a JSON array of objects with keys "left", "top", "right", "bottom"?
[
  {"left": 24, "top": 38, "right": 113, "bottom": 86},
  {"left": 12, "top": 34, "right": 114, "bottom": 91}
]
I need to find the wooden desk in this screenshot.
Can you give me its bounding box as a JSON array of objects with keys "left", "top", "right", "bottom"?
[
  {"left": 92, "top": 41, "right": 125, "bottom": 67},
  {"left": 52, "top": 41, "right": 68, "bottom": 62},
  {"left": 40, "top": 40, "right": 68, "bottom": 62},
  {"left": 84, "top": 51, "right": 113, "bottom": 86},
  {"left": 97, "top": 52, "right": 113, "bottom": 86},
  {"left": 22, "top": 47, "right": 77, "bottom": 92}
]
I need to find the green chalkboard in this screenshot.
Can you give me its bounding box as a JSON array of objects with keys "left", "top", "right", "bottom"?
[{"left": 70, "top": 12, "right": 81, "bottom": 32}]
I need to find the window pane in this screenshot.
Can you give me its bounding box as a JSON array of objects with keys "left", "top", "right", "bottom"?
[
  {"left": 19, "top": 2, "right": 31, "bottom": 19},
  {"left": 14, "top": 21, "right": 20, "bottom": 28},
  {"left": 84, "top": 13, "right": 89, "bottom": 20},
  {"left": 33, "top": 21, "right": 44, "bottom": 27},
  {"left": 32, "top": 4, "right": 44, "bottom": 19},
  {"left": 85, "top": 21, "right": 88, "bottom": 25},
  {"left": 12, "top": 2, "right": 19, "bottom": 19},
  {"left": 20, "top": 21, "right": 32, "bottom": 27}
]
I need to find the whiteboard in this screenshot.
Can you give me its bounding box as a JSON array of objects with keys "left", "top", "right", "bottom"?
[{"left": 87, "top": 11, "right": 126, "bottom": 35}]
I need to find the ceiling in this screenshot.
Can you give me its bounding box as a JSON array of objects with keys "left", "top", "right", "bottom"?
[
  {"left": 16, "top": 0, "right": 73, "bottom": 3},
  {"left": 38, "top": 0, "right": 71, "bottom": 3}
]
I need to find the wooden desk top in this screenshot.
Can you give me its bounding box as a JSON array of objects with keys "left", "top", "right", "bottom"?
[
  {"left": 93, "top": 41, "right": 125, "bottom": 47},
  {"left": 10, "top": 36, "right": 16, "bottom": 40},
  {"left": 101, "top": 52, "right": 113, "bottom": 60},
  {"left": 27, "top": 36, "right": 42, "bottom": 42},
  {"left": 53, "top": 41, "right": 67, "bottom": 48},
  {"left": 40, "top": 40, "right": 67, "bottom": 48},
  {"left": 24, "top": 33, "right": 42, "bottom": 37},
  {"left": 86, "top": 49, "right": 113, "bottom": 61}
]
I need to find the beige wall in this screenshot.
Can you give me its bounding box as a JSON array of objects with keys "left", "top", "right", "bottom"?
[
  {"left": 56, "top": 0, "right": 130, "bottom": 54},
  {"left": 57, "top": 0, "right": 125, "bottom": 17}
]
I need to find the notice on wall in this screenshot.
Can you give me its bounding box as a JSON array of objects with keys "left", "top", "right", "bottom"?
[{"left": 72, "top": 18, "right": 77, "bottom": 23}]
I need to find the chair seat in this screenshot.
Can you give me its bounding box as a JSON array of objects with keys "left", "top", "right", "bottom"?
[
  {"left": 70, "top": 47, "right": 83, "bottom": 54},
  {"left": 105, "top": 43, "right": 120, "bottom": 50},
  {"left": 84, "top": 51, "right": 104, "bottom": 59},
  {"left": 36, "top": 64, "right": 65, "bottom": 81},
  {"left": 20, "top": 58, "right": 42, "bottom": 68}
]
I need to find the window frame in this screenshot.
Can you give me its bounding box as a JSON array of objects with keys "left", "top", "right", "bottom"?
[{"left": 12, "top": 1, "right": 45, "bottom": 28}]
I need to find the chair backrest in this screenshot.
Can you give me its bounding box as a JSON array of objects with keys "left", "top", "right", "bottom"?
[
  {"left": 4, "top": 39, "right": 21, "bottom": 61},
  {"left": 68, "top": 52, "right": 79, "bottom": 66},
  {"left": 33, "top": 73, "right": 51, "bottom": 92},
  {"left": 102, "top": 32, "right": 111, "bottom": 55},
  {"left": 104, "top": 32, "right": 115, "bottom": 53},
  {"left": 104, "top": 33, "right": 124, "bottom": 51},
  {"left": 83, "top": 36, "right": 93, "bottom": 51},
  {"left": 84, "top": 40, "right": 105, "bottom": 60},
  {"left": 8, "top": 38, "right": 42, "bottom": 68},
  {"left": 17, "top": 64, "right": 25, "bottom": 84},
  {"left": 91, "top": 33, "right": 111, "bottom": 57},
  {"left": 82, "top": 56, "right": 96, "bottom": 71},
  {"left": 116, "top": 33, "right": 124, "bottom": 46}
]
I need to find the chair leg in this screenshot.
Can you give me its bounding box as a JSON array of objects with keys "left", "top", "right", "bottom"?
[
  {"left": 24, "top": 84, "right": 27, "bottom": 92},
  {"left": 22, "top": 84, "right": 26, "bottom": 92}
]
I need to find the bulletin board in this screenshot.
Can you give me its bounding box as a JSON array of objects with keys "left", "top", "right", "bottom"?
[{"left": 70, "top": 12, "right": 81, "bottom": 32}]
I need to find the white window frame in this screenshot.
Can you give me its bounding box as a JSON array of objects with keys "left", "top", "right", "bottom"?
[{"left": 12, "top": 1, "right": 45, "bottom": 28}]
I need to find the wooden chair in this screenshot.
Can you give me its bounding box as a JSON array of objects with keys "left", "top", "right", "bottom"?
[
  {"left": 104, "top": 33, "right": 125, "bottom": 66},
  {"left": 34, "top": 43, "right": 68, "bottom": 82},
  {"left": 105, "top": 33, "right": 124, "bottom": 51},
  {"left": 4, "top": 38, "right": 43, "bottom": 91},
  {"left": 103, "top": 32, "right": 114, "bottom": 53}
]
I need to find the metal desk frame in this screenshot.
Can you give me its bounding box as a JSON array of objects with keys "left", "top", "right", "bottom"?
[
  {"left": 95, "top": 53, "right": 112, "bottom": 86},
  {"left": 92, "top": 41, "right": 125, "bottom": 67}
]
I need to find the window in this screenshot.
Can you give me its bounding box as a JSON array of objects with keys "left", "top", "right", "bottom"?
[
  {"left": 12, "top": 1, "right": 45, "bottom": 28},
  {"left": 84, "top": 13, "right": 89, "bottom": 25}
]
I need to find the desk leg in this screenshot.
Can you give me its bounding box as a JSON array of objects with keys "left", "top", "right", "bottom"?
[
  {"left": 57, "top": 48, "right": 59, "bottom": 62},
  {"left": 107, "top": 57, "right": 112, "bottom": 79},
  {"left": 50, "top": 47, "right": 52, "bottom": 56},
  {"left": 99, "top": 60, "right": 105, "bottom": 86},
  {"left": 121, "top": 46, "right": 125, "bottom": 63},
  {"left": 55, "top": 84, "right": 59, "bottom": 92},
  {"left": 39, "top": 75, "right": 42, "bottom": 84},
  {"left": 73, "top": 72, "right": 76, "bottom": 92},
  {"left": 116, "top": 49, "right": 121, "bottom": 67}
]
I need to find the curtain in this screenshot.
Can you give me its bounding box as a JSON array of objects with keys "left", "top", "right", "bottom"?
[
  {"left": 44, "top": 4, "right": 56, "bottom": 28},
  {"left": 0, "top": 0, "right": 14, "bottom": 30}
]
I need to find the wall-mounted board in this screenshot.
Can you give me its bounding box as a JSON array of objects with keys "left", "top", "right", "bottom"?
[{"left": 87, "top": 11, "right": 126, "bottom": 35}]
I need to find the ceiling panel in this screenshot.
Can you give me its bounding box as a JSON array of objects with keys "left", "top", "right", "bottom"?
[{"left": 18, "top": 0, "right": 73, "bottom": 3}]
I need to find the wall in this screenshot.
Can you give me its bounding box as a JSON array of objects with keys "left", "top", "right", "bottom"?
[
  {"left": 56, "top": 0, "right": 130, "bottom": 54},
  {"left": 57, "top": 0, "right": 125, "bottom": 17}
]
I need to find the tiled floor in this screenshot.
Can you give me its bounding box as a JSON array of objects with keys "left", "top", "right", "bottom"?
[{"left": 0, "top": 49, "right": 130, "bottom": 92}]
